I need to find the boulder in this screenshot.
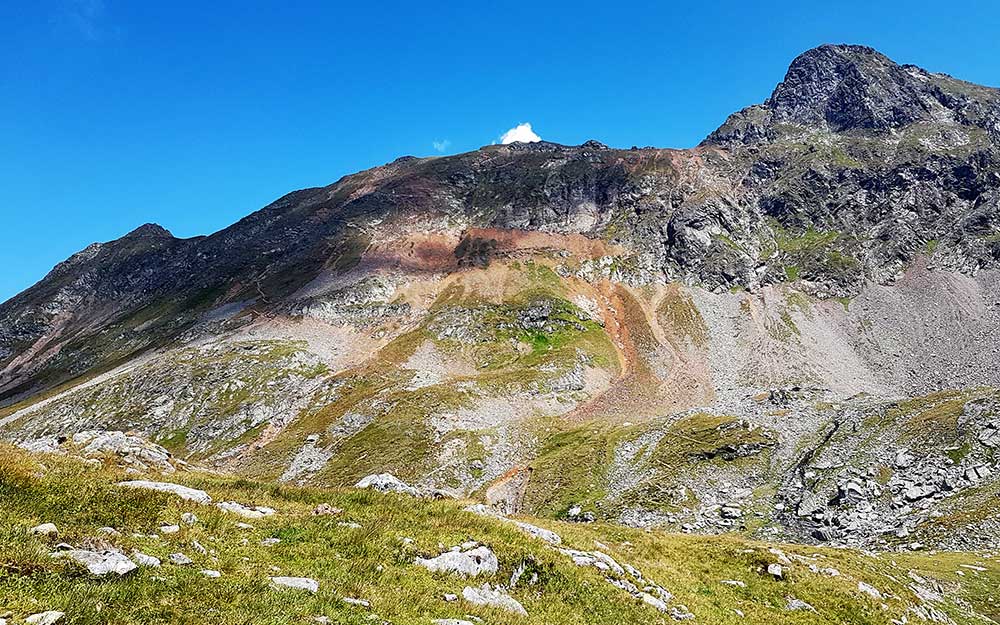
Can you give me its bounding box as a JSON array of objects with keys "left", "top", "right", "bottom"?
[
  {"left": 17, "top": 438, "right": 63, "bottom": 454},
  {"left": 25, "top": 612, "right": 64, "bottom": 625},
  {"left": 57, "top": 550, "right": 137, "bottom": 576},
  {"left": 131, "top": 550, "right": 161, "bottom": 567},
  {"left": 463, "top": 504, "right": 562, "bottom": 545},
  {"left": 566, "top": 504, "right": 596, "bottom": 522},
  {"left": 29, "top": 523, "right": 59, "bottom": 538},
  {"left": 71, "top": 431, "right": 174, "bottom": 472},
  {"left": 894, "top": 450, "right": 914, "bottom": 468},
  {"left": 903, "top": 483, "right": 937, "bottom": 501},
  {"left": 838, "top": 480, "right": 867, "bottom": 504},
  {"left": 640, "top": 592, "right": 668, "bottom": 612},
  {"left": 979, "top": 422, "right": 1000, "bottom": 448},
  {"left": 858, "top": 581, "right": 882, "bottom": 599},
  {"left": 559, "top": 548, "right": 626, "bottom": 577},
  {"left": 964, "top": 465, "right": 992, "bottom": 483},
  {"left": 216, "top": 501, "right": 276, "bottom": 519},
  {"left": 671, "top": 605, "right": 696, "bottom": 620},
  {"left": 720, "top": 506, "right": 743, "bottom": 519},
  {"left": 517, "top": 520, "right": 562, "bottom": 545},
  {"left": 270, "top": 576, "right": 319, "bottom": 593},
  {"left": 415, "top": 546, "right": 499, "bottom": 577},
  {"left": 117, "top": 481, "right": 212, "bottom": 504},
  {"left": 462, "top": 584, "right": 527, "bottom": 616},
  {"left": 169, "top": 553, "right": 193, "bottom": 565},
  {"left": 354, "top": 473, "right": 418, "bottom": 497}
]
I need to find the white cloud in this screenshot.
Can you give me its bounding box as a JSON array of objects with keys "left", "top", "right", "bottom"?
[
  {"left": 432, "top": 139, "right": 451, "bottom": 153},
  {"left": 500, "top": 123, "right": 541, "bottom": 145}
]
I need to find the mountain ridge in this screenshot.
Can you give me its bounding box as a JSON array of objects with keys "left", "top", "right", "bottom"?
[{"left": 1, "top": 44, "right": 999, "bottom": 555}]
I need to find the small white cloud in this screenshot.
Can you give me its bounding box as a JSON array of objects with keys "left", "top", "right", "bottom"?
[
  {"left": 432, "top": 139, "right": 451, "bottom": 153},
  {"left": 500, "top": 122, "right": 541, "bottom": 145}
]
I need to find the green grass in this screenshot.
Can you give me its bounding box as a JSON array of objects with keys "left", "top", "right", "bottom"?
[
  {"left": 2, "top": 445, "right": 997, "bottom": 625},
  {"left": 521, "top": 420, "right": 624, "bottom": 517},
  {"left": 766, "top": 222, "right": 863, "bottom": 286},
  {"left": 657, "top": 288, "right": 709, "bottom": 348},
  {"left": 891, "top": 390, "right": 973, "bottom": 447},
  {"left": 619, "top": 414, "right": 776, "bottom": 515}
]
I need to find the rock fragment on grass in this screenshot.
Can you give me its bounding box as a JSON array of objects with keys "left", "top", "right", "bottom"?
[
  {"left": 270, "top": 576, "right": 319, "bottom": 593},
  {"left": 462, "top": 584, "right": 527, "bottom": 616},
  {"left": 342, "top": 597, "right": 370, "bottom": 608},
  {"left": 463, "top": 504, "right": 562, "bottom": 545},
  {"left": 57, "top": 549, "right": 137, "bottom": 576},
  {"left": 355, "top": 473, "right": 418, "bottom": 496},
  {"left": 117, "top": 481, "right": 212, "bottom": 504},
  {"left": 29, "top": 523, "right": 58, "bottom": 538},
  {"left": 216, "top": 501, "right": 276, "bottom": 519},
  {"left": 858, "top": 581, "right": 883, "bottom": 599},
  {"left": 641, "top": 592, "right": 668, "bottom": 612},
  {"left": 132, "top": 550, "right": 161, "bottom": 567},
  {"left": 415, "top": 546, "right": 499, "bottom": 577},
  {"left": 26, "top": 612, "right": 64, "bottom": 625}
]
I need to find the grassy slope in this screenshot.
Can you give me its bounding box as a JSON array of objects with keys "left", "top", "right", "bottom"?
[{"left": 1, "top": 445, "right": 997, "bottom": 625}]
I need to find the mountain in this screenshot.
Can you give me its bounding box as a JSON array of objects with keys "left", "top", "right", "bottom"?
[{"left": 2, "top": 44, "right": 1000, "bottom": 556}]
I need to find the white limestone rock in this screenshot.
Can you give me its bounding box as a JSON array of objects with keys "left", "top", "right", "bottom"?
[
  {"left": 57, "top": 549, "right": 137, "bottom": 576},
  {"left": 415, "top": 546, "right": 499, "bottom": 577},
  {"left": 117, "top": 481, "right": 212, "bottom": 504},
  {"left": 355, "top": 473, "right": 418, "bottom": 497},
  {"left": 271, "top": 576, "right": 319, "bottom": 593},
  {"left": 462, "top": 584, "right": 527, "bottom": 616}
]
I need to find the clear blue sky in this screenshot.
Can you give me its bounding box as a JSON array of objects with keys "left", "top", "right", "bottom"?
[{"left": 2, "top": 1, "right": 998, "bottom": 302}]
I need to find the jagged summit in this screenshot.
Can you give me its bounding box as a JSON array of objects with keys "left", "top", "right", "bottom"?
[
  {"left": 121, "top": 223, "right": 174, "bottom": 240},
  {"left": 704, "top": 43, "right": 1000, "bottom": 145}
]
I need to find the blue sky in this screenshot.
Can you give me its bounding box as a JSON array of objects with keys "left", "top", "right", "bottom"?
[{"left": 2, "top": 1, "right": 998, "bottom": 302}]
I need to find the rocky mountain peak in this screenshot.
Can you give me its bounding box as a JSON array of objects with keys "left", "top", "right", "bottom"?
[
  {"left": 765, "top": 43, "right": 933, "bottom": 132},
  {"left": 121, "top": 223, "right": 174, "bottom": 240},
  {"left": 704, "top": 44, "right": 1000, "bottom": 145}
]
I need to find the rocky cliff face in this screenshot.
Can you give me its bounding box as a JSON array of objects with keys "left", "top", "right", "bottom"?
[{"left": 1, "top": 45, "right": 999, "bottom": 551}]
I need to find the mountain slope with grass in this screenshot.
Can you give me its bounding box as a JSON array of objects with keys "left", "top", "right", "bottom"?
[
  {"left": 1, "top": 42, "right": 999, "bottom": 593},
  {"left": 2, "top": 444, "right": 998, "bottom": 625}
]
